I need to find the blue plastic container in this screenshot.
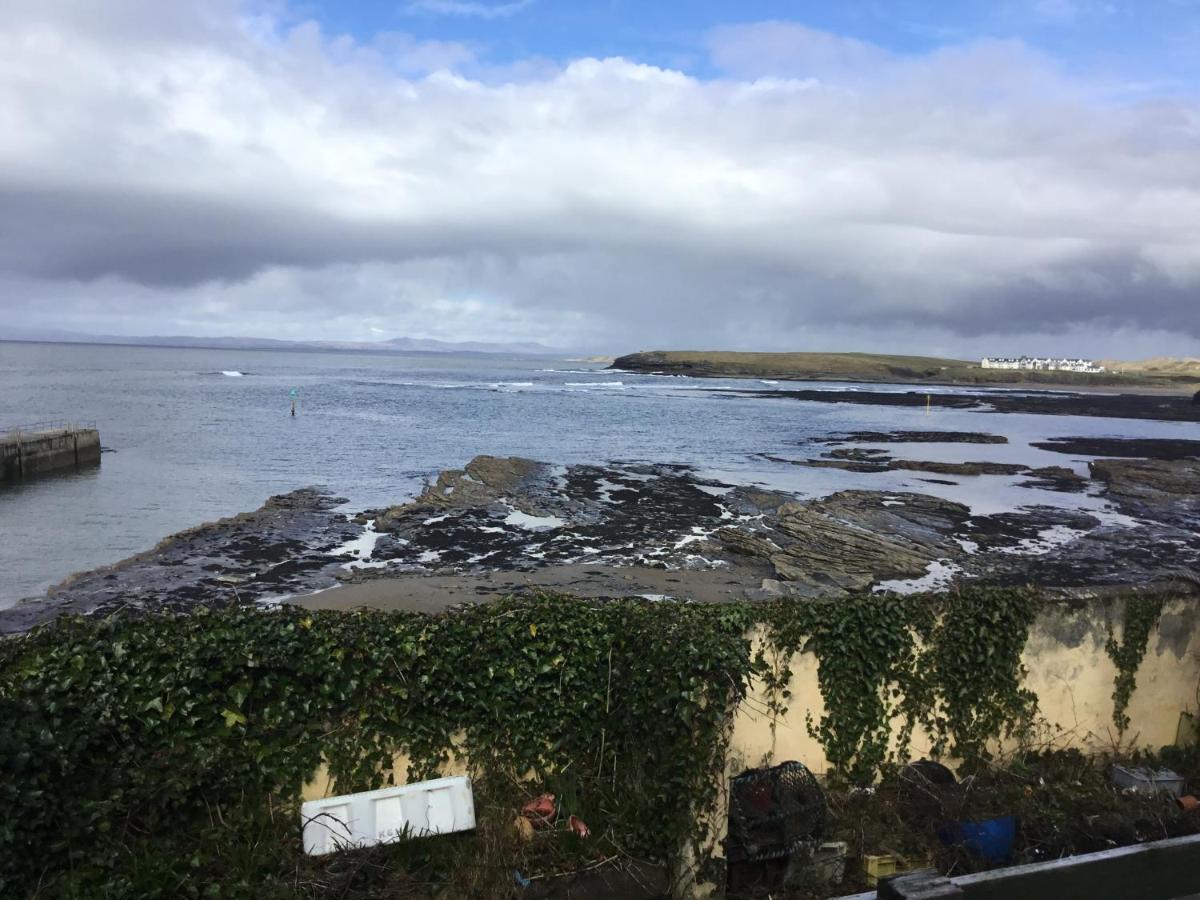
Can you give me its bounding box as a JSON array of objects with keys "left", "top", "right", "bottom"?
[{"left": 939, "top": 815, "right": 1016, "bottom": 864}]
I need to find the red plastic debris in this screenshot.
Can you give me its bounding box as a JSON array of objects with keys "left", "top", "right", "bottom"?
[
  {"left": 567, "top": 815, "right": 590, "bottom": 839},
  {"left": 521, "top": 793, "right": 557, "bottom": 828}
]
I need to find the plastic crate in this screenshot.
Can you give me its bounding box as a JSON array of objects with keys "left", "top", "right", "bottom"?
[
  {"left": 810, "top": 841, "right": 848, "bottom": 884},
  {"left": 863, "top": 851, "right": 932, "bottom": 887},
  {"left": 1110, "top": 765, "right": 1185, "bottom": 798},
  {"left": 864, "top": 853, "right": 897, "bottom": 887}
]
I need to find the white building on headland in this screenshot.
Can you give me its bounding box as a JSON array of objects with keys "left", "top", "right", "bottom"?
[{"left": 981, "top": 356, "right": 1105, "bottom": 373}]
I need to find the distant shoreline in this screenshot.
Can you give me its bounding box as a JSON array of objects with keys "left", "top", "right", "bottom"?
[
  {"left": 0, "top": 336, "right": 562, "bottom": 358},
  {"left": 610, "top": 350, "right": 1200, "bottom": 394},
  {"left": 0, "top": 338, "right": 561, "bottom": 360}
]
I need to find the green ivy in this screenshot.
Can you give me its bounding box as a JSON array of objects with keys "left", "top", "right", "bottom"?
[
  {"left": 0, "top": 587, "right": 1154, "bottom": 896},
  {"left": 761, "top": 588, "right": 1040, "bottom": 782},
  {"left": 921, "top": 589, "right": 1039, "bottom": 762},
  {"left": 1106, "top": 594, "right": 1166, "bottom": 735},
  {"left": 0, "top": 595, "right": 755, "bottom": 897}
]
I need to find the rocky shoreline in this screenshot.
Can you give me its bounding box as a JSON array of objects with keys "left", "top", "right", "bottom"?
[
  {"left": 4, "top": 436, "right": 1197, "bottom": 632},
  {"left": 0, "top": 489, "right": 359, "bottom": 633},
  {"left": 734, "top": 386, "right": 1200, "bottom": 422}
]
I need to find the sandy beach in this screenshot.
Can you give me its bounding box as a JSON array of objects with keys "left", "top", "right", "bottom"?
[{"left": 294, "top": 563, "right": 768, "bottom": 614}]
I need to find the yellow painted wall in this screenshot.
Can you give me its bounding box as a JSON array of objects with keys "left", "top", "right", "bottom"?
[
  {"left": 727, "top": 595, "right": 1199, "bottom": 775},
  {"left": 300, "top": 593, "right": 1200, "bottom": 895},
  {"left": 695, "top": 594, "right": 1200, "bottom": 881},
  {"left": 304, "top": 596, "right": 1198, "bottom": 799}
]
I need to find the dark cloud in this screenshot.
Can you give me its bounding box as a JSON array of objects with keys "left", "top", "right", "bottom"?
[{"left": 0, "top": 3, "right": 1197, "bottom": 356}]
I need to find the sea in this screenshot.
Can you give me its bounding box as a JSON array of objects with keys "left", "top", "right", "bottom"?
[{"left": 2, "top": 340, "right": 1195, "bottom": 607}]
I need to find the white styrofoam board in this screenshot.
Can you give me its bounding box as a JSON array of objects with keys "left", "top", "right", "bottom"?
[{"left": 302, "top": 775, "right": 475, "bottom": 855}]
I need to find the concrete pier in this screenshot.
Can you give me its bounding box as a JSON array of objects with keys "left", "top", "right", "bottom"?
[{"left": 1, "top": 422, "right": 101, "bottom": 481}]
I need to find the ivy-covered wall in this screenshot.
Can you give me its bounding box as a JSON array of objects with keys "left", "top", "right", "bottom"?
[
  {"left": 730, "top": 591, "right": 1200, "bottom": 781},
  {"left": 2, "top": 588, "right": 1196, "bottom": 898},
  {"left": 1, "top": 595, "right": 759, "bottom": 897},
  {"left": 694, "top": 591, "right": 1200, "bottom": 884},
  {"left": 1029, "top": 593, "right": 1193, "bottom": 747}
]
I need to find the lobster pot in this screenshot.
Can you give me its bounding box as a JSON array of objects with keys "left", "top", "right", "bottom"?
[{"left": 726, "top": 760, "right": 826, "bottom": 864}]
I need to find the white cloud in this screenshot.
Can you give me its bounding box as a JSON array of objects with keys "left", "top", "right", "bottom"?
[{"left": 0, "top": 2, "right": 1197, "bottom": 356}]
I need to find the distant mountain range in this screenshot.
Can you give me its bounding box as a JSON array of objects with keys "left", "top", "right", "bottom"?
[{"left": 0, "top": 327, "right": 559, "bottom": 356}]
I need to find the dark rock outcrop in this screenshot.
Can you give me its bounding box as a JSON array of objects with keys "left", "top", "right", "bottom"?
[
  {"left": 817, "top": 431, "right": 1008, "bottom": 445},
  {"left": 1033, "top": 437, "right": 1200, "bottom": 460},
  {"left": 378, "top": 455, "right": 549, "bottom": 528},
  {"left": 791, "top": 452, "right": 1030, "bottom": 477},
  {"left": 1020, "top": 466, "right": 1089, "bottom": 493},
  {"left": 759, "top": 492, "right": 970, "bottom": 595},
  {"left": 371, "top": 457, "right": 777, "bottom": 574},
  {"left": 743, "top": 387, "right": 1200, "bottom": 423},
  {"left": 1090, "top": 458, "right": 1200, "bottom": 513},
  {"left": 0, "top": 488, "right": 355, "bottom": 633}
]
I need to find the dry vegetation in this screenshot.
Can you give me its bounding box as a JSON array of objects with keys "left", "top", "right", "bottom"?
[{"left": 1101, "top": 357, "right": 1200, "bottom": 377}]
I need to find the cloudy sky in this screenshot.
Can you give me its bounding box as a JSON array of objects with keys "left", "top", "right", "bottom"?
[{"left": 2, "top": 0, "right": 1198, "bottom": 357}]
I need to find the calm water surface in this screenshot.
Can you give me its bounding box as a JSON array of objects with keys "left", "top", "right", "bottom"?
[{"left": 2, "top": 341, "right": 1194, "bottom": 606}]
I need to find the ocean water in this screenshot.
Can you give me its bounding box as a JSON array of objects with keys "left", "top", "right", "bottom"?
[{"left": 1, "top": 340, "right": 1195, "bottom": 606}]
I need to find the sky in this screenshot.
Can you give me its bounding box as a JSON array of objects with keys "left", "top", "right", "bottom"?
[{"left": 1, "top": 0, "right": 1198, "bottom": 357}]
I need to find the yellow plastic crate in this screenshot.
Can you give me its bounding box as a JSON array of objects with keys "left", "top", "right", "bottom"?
[
  {"left": 863, "top": 854, "right": 897, "bottom": 887},
  {"left": 863, "top": 852, "right": 932, "bottom": 887}
]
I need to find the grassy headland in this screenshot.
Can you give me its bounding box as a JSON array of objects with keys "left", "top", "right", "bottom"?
[{"left": 610, "top": 350, "right": 1200, "bottom": 390}]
